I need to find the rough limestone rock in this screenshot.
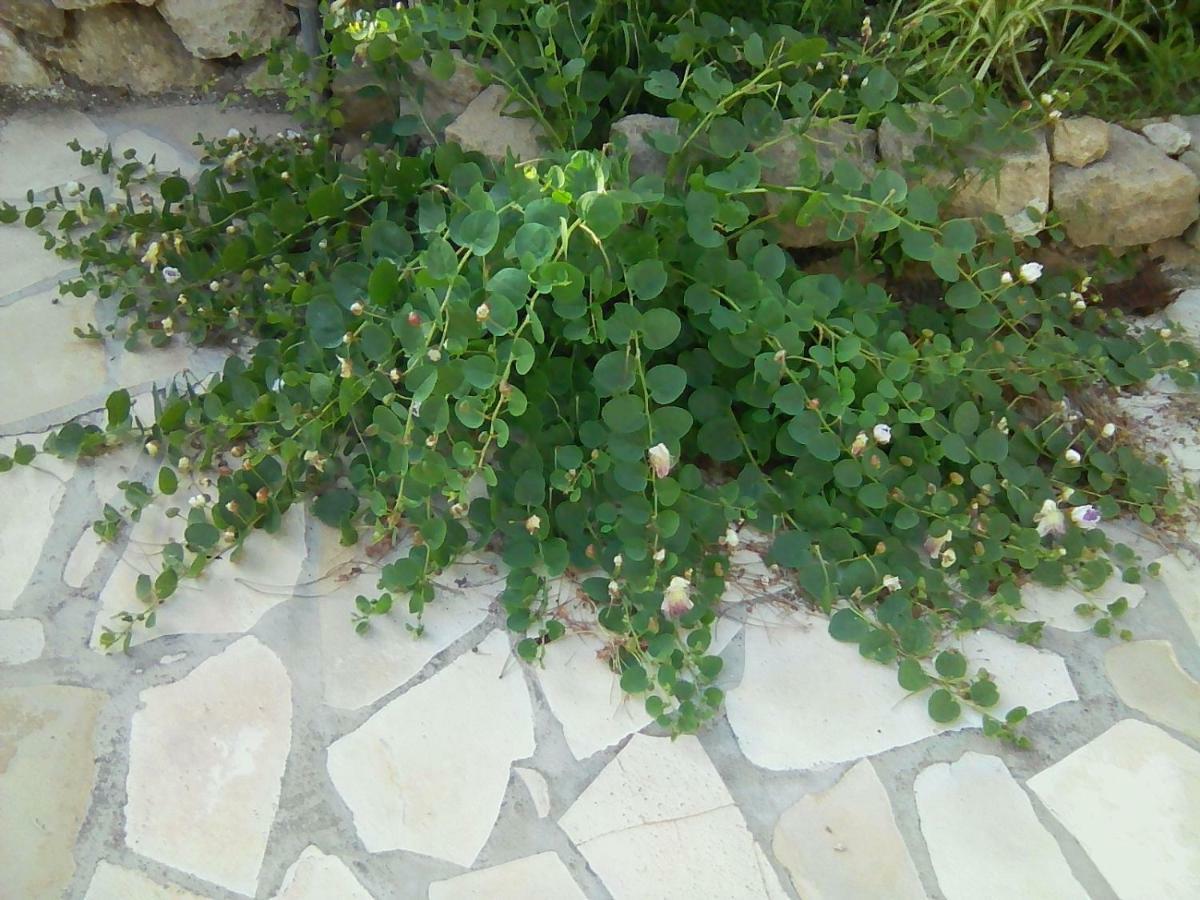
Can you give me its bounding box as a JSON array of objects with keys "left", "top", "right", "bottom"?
[
  {"left": 1051, "top": 116, "right": 1109, "bottom": 167},
  {"left": 1180, "top": 150, "right": 1200, "bottom": 179},
  {"left": 445, "top": 84, "right": 549, "bottom": 163},
  {"left": 758, "top": 119, "right": 878, "bottom": 247},
  {"left": 1142, "top": 121, "right": 1191, "bottom": 157},
  {"left": 1052, "top": 124, "right": 1200, "bottom": 248},
  {"left": 52, "top": 0, "right": 155, "bottom": 7},
  {"left": 44, "top": 5, "right": 220, "bottom": 91},
  {"left": 334, "top": 50, "right": 484, "bottom": 139},
  {"left": 879, "top": 104, "right": 1049, "bottom": 236},
  {"left": 0, "top": 24, "right": 52, "bottom": 87},
  {"left": 158, "top": 0, "right": 294, "bottom": 60},
  {"left": 0, "top": 0, "right": 65, "bottom": 37},
  {"left": 610, "top": 114, "right": 679, "bottom": 181}
]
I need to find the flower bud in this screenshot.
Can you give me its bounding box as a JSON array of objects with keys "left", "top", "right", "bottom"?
[
  {"left": 144, "top": 440, "right": 160, "bottom": 457},
  {"left": 350, "top": 301, "right": 364, "bottom": 316},
  {"left": 524, "top": 514, "right": 541, "bottom": 535},
  {"left": 475, "top": 303, "right": 490, "bottom": 322},
  {"left": 256, "top": 487, "right": 269, "bottom": 504}
]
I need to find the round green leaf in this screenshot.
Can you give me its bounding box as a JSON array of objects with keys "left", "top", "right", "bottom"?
[
  {"left": 627, "top": 260, "right": 667, "bottom": 301},
  {"left": 640, "top": 308, "right": 681, "bottom": 350},
  {"left": 928, "top": 688, "right": 962, "bottom": 723}
]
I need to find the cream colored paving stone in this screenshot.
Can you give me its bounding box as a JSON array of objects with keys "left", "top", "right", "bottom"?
[
  {"left": 96, "top": 105, "right": 299, "bottom": 162},
  {"left": 772, "top": 759, "right": 927, "bottom": 900},
  {"left": 535, "top": 588, "right": 742, "bottom": 760},
  {"left": 327, "top": 629, "right": 534, "bottom": 865},
  {"left": 1013, "top": 576, "right": 1146, "bottom": 632},
  {"left": 0, "top": 221, "right": 76, "bottom": 296},
  {"left": 310, "top": 526, "right": 497, "bottom": 710},
  {"left": 92, "top": 501, "right": 307, "bottom": 648},
  {"left": 726, "top": 606, "right": 1076, "bottom": 770},
  {"left": 915, "top": 752, "right": 1088, "bottom": 900},
  {"left": 1106, "top": 639, "right": 1200, "bottom": 743},
  {"left": 84, "top": 861, "right": 211, "bottom": 900},
  {"left": 0, "top": 292, "right": 109, "bottom": 425},
  {"left": 0, "top": 449, "right": 71, "bottom": 610},
  {"left": 1154, "top": 550, "right": 1200, "bottom": 644},
  {"left": 0, "top": 617, "right": 45, "bottom": 664},
  {"left": 0, "top": 684, "right": 105, "bottom": 899},
  {"left": 108, "top": 339, "right": 229, "bottom": 402},
  {"left": 125, "top": 636, "right": 293, "bottom": 896},
  {"left": 514, "top": 766, "right": 551, "bottom": 817},
  {"left": 1028, "top": 719, "right": 1200, "bottom": 900},
  {"left": 428, "top": 852, "right": 587, "bottom": 900},
  {"left": 559, "top": 733, "right": 787, "bottom": 899},
  {"left": 271, "top": 846, "right": 374, "bottom": 900},
  {"left": 0, "top": 109, "right": 108, "bottom": 199},
  {"left": 64, "top": 524, "right": 105, "bottom": 588}
]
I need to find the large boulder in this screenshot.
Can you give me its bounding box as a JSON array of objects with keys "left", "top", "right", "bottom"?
[
  {"left": 758, "top": 119, "right": 878, "bottom": 247},
  {"left": 609, "top": 114, "right": 679, "bottom": 181},
  {"left": 334, "top": 50, "right": 484, "bottom": 140},
  {"left": 157, "top": 0, "right": 294, "bottom": 59},
  {"left": 1051, "top": 124, "right": 1200, "bottom": 248},
  {"left": 51, "top": 0, "right": 154, "bottom": 7},
  {"left": 444, "top": 85, "right": 549, "bottom": 163},
  {"left": 0, "top": 24, "right": 52, "bottom": 87},
  {"left": 43, "top": 5, "right": 220, "bottom": 92},
  {"left": 0, "top": 0, "right": 65, "bottom": 37},
  {"left": 879, "top": 106, "right": 1049, "bottom": 236},
  {"left": 1050, "top": 116, "right": 1108, "bottom": 168}
]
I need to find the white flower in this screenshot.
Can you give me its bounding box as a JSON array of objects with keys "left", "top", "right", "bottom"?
[
  {"left": 1039, "top": 92, "right": 1054, "bottom": 106},
  {"left": 1101, "top": 423, "right": 1116, "bottom": 438},
  {"left": 389, "top": 368, "right": 402, "bottom": 383},
  {"left": 1073, "top": 299, "right": 1087, "bottom": 311},
  {"left": 647, "top": 443, "right": 672, "bottom": 479},
  {"left": 924, "top": 530, "right": 952, "bottom": 558},
  {"left": 661, "top": 575, "right": 694, "bottom": 619},
  {"left": 427, "top": 348, "right": 442, "bottom": 362},
  {"left": 839, "top": 73, "right": 849, "bottom": 85},
  {"left": 475, "top": 303, "right": 490, "bottom": 322},
  {"left": 350, "top": 301, "right": 364, "bottom": 316},
  {"left": 338, "top": 356, "right": 353, "bottom": 379},
  {"left": 161, "top": 317, "right": 174, "bottom": 336},
  {"left": 1000, "top": 271, "right": 1013, "bottom": 285},
  {"left": 613, "top": 554, "right": 623, "bottom": 570},
  {"left": 1035, "top": 498, "right": 1066, "bottom": 537},
  {"left": 1064, "top": 448, "right": 1082, "bottom": 465},
  {"left": 722, "top": 527, "right": 740, "bottom": 550},
  {"left": 222, "top": 528, "right": 237, "bottom": 543},
  {"left": 1048, "top": 109, "right": 1062, "bottom": 120},
  {"left": 144, "top": 440, "right": 160, "bottom": 457},
  {"left": 653, "top": 547, "right": 666, "bottom": 563},
  {"left": 850, "top": 432, "right": 868, "bottom": 457},
  {"left": 188, "top": 494, "right": 209, "bottom": 509},
  {"left": 1069, "top": 505, "right": 1101, "bottom": 529},
  {"left": 524, "top": 514, "right": 541, "bottom": 535},
  {"left": 882, "top": 574, "right": 902, "bottom": 592},
  {"left": 209, "top": 280, "right": 221, "bottom": 291},
  {"left": 814, "top": 61, "right": 825, "bottom": 72},
  {"left": 608, "top": 580, "right": 622, "bottom": 599},
  {"left": 227, "top": 127, "right": 242, "bottom": 139},
  {"left": 140, "top": 241, "right": 163, "bottom": 271},
  {"left": 1160, "top": 327, "right": 1173, "bottom": 339},
  {"left": 450, "top": 502, "right": 467, "bottom": 518},
  {"left": 1018, "top": 262, "right": 1043, "bottom": 284},
  {"left": 872, "top": 423, "right": 892, "bottom": 445},
  {"left": 940, "top": 548, "right": 957, "bottom": 568},
  {"left": 997, "top": 416, "right": 1009, "bottom": 435},
  {"left": 65, "top": 181, "right": 83, "bottom": 196}
]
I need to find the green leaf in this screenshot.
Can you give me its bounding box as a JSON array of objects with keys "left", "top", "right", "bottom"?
[
  {"left": 581, "top": 192, "right": 623, "bottom": 238},
  {"left": 934, "top": 649, "right": 968, "bottom": 679},
  {"left": 160, "top": 176, "right": 189, "bottom": 203},
  {"left": 829, "top": 608, "right": 870, "bottom": 642},
  {"left": 644, "top": 69, "right": 681, "bottom": 100},
  {"left": 898, "top": 658, "right": 930, "bottom": 691},
  {"left": 157, "top": 467, "right": 178, "bottom": 495},
  {"left": 184, "top": 522, "right": 220, "bottom": 550},
  {"left": 307, "top": 295, "right": 346, "bottom": 349},
  {"left": 620, "top": 664, "right": 650, "bottom": 693},
  {"left": 976, "top": 429, "right": 1009, "bottom": 463},
  {"left": 646, "top": 365, "right": 687, "bottom": 404},
  {"left": 602, "top": 394, "right": 646, "bottom": 434},
  {"left": 106, "top": 389, "right": 131, "bottom": 428},
  {"left": 627, "top": 259, "right": 667, "bottom": 301},
  {"left": 970, "top": 678, "right": 1000, "bottom": 707},
  {"left": 928, "top": 688, "right": 962, "bottom": 723},
  {"left": 640, "top": 308, "right": 681, "bottom": 350},
  {"left": 313, "top": 489, "right": 358, "bottom": 526},
  {"left": 594, "top": 351, "right": 636, "bottom": 396},
  {"left": 451, "top": 209, "right": 500, "bottom": 256},
  {"left": 952, "top": 401, "right": 980, "bottom": 435}
]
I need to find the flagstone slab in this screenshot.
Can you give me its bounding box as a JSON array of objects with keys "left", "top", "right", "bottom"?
[
  {"left": 64, "top": 524, "right": 105, "bottom": 588},
  {"left": 93, "top": 502, "right": 307, "bottom": 648},
  {"left": 0, "top": 292, "right": 108, "bottom": 426},
  {"left": 0, "top": 221, "right": 76, "bottom": 297},
  {"left": 726, "top": 606, "right": 1076, "bottom": 770},
  {"left": 271, "top": 846, "right": 373, "bottom": 900},
  {"left": 428, "top": 852, "right": 587, "bottom": 900},
  {"left": 0, "top": 617, "right": 45, "bottom": 664},
  {"left": 1106, "top": 640, "right": 1200, "bottom": 741},
  {"left": 327, "top": 629, "right": 534, "bottom": 866},
  {"left": 0, "top": 450, "right": 70, "bottom": 610},
  {"left": 1014, "top": 577, "right": 1146, "bottom": 632},
  {"left": 84, "top": 861, "right": 210, "bottom": 900},
  {"left": 124, "top": 636, "right": 293, "bottom": 896},
  {"left": 1153, "top": 550, "right": 1200, "bottom": 644},
  {"left": 514, "top": 766, "right": 551, "bottom": 817},
  {"left": 559, "top": 733, "right": 788, "bottom": 899},
  {"left": 916, "top": 752, "right": 1087, "bottom": 900},
  {"left": 0, "top": 110, "right": 108, "bottom": 199},
  {"left": 0, "top": 684, "right": 105, "bottom": 899},
  {"left": 772, "top": 759, "right": 926, "bottom": 900},
  {"left": 535, "top": 591, "right": 742, "bottom": 760},
  {"left": 1028, "top": 720, "right": 1200, "bottom": 899},
  {"left": 311, "top": 532, "right": 496, "bottom": 710}
]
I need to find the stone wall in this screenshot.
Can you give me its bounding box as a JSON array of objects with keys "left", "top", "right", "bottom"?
[{"left": 0, "top": 0, "right": 300, "bottom": 94}]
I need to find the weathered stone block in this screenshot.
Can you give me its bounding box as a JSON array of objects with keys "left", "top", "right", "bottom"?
[
  {"left": 43, "top": 5, "right": 220, "bottom": 92},
  {"left": 609, "top": 113, "right": 679, "bottom": 181},
  {"left": 0, "top": 23, "right": 52, "bottom": 87},
  {"left": 1051, "top": 115, "right": 1108, "bottom": 167},
  {"left": 444, "top": 84, "right": 549, "bottom": 163},
  {"left": 1051, "top": 124, "right": 1200, "bottom": 247},
  {"left": 158, "top": 0, "right": 295, "bottom": 60},
  {"left": 0, "top": 0, "right": 65, "bottom": 37}
]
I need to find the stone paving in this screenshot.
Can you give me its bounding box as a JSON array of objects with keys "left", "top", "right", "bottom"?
[{"left": 2, "top": 103, "right": 1200, "bottom": 900}]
